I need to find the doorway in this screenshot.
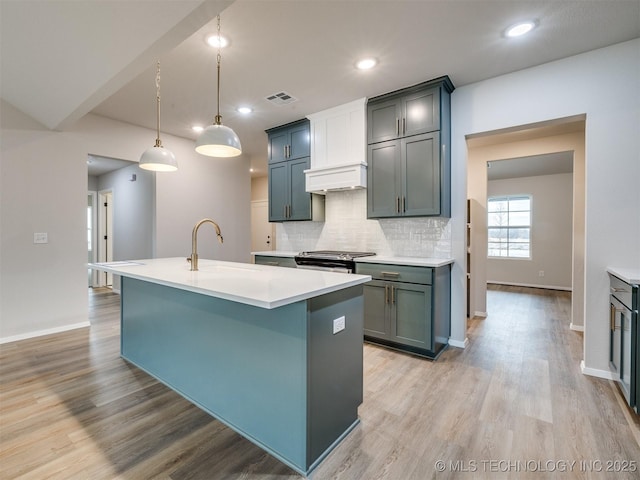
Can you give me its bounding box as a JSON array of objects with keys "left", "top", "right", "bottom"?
[
  {"left": 98, "top": 190, "right": 113, "bottom": 287},
  {"left": 466, "top": 116, "right": 586, "bottom": 331}
]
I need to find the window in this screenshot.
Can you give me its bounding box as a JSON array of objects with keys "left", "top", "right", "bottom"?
[{"left": 488, "top": 195, "right": 531, "bottom": 258}]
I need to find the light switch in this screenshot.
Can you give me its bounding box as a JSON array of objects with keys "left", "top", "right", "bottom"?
[
  {"left": 34, "top": 232, "right": 48, "bottom": 244},
  {"left": 333, "top": 316, "right": 346, "bottom": 334}
]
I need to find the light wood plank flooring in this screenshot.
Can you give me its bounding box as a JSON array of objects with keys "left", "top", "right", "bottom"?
[{"left": 1, "top": 285, "right": 639, "bottom": 479}]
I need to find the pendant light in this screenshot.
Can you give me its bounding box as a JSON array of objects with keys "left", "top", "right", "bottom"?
[
  {"left": 139, "top": 61, "right": 178, "bottom": 172},
  {"left": 195, "top": 14, "right": 242, "bottom": 157}
]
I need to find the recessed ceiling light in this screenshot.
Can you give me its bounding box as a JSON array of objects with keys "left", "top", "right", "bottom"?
[
  {"left": 192, "top": 125, "right": 204, "bottom": 133},
  {"left": 237, "top": 106, "right": 253, "bottom": 114},
  {"left": 206, "top": 34, "right": 229, "bottom": 48},
  {"left": 356, "top": 58, "right": 377, "bottom": 70},
  {"left": 249, "top": 168, "right": 254, "bottom": 173},
  {"left": 505, "top": 21, "right": 537, "bottom": 38}
]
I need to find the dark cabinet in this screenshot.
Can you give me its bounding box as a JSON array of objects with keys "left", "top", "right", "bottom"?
[
  {"left": 366, "top": 76, "right": 453, "bottom": 219},
  {"left": 356, "top": 262, "right": 451, "bottom": 359},
  {"left": 608, "top": 272, "right": 638, "bottom": 411},
  {"left": 266, "top": 120, "right": 324, "bottom": 223},
  {"left": 367, "top": 131, "right": 441, "bottom": 218},
  {"left": 367, "top": 87, "right": 440, "bottom": 144},
  {"left": 254, "top": 255, "right": 297, "bottom": 268},
  {"left": 267, "top": 120, "right": 310, "bottom": 164}
]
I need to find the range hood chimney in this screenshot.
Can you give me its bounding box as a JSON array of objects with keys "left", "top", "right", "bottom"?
[{"left": 304, "top": 98, "right": 367, "bottom": 194}]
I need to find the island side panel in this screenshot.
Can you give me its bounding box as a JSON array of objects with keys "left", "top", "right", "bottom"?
[
  {"left": 120, "top": 277, "right": 308, "bottom": 473},
  {"left": 307, "top": 285, "right": 364, "bottom": 469}
]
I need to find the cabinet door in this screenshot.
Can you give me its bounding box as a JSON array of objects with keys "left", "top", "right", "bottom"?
[
  {"left": 268, "top": 162, "right": 288, "bottom": 222},
  {"left": 367, "top": 140, "right": 401, "bottom": 218},
  {"left": 402, "top": 131, "right": 441, "bottom": 216},
  {"left": 288, "top": 123, "right": 310, "bottom": 160},
  {"left": 363, "top": 280, "right": 390, "bottom": 340},
  {"left": 288, "top": 157, "right": 311, "bottom": 221},
  {"left": 367, "top": 98, "right": 401, "bottom": 144},
  {"left": 401, "top": 87, "right": 440, "bottom": 137},
  {"left": 391, "top": 282, "right": 432, "bottom": 350},
  {"left": 268, "top": 129, "right": 289, "bottom": 164}
]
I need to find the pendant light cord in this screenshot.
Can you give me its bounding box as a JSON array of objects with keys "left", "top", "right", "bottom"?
[
  {"left": 155, "top": 61, "right": 162, "bottom": 147},
  {"left": 215, "top": 15, "right": 223, "bottom": 126}
]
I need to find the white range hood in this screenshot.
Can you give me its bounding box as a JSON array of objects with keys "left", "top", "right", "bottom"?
[
  {"left": 305, "top": 98, "right": 367, "bottom": 193},
  {"left": 305, "top": 162, "right": 367, "bottom": 193}
]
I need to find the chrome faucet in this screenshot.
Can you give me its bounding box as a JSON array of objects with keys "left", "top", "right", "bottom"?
[{"left": 188, "top": 218, "right": 223, "bottom": 271}]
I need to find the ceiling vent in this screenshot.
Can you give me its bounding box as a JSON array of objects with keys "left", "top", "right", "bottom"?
[{"left": 265, "top": 91, "right": 298, "bottom": 106}]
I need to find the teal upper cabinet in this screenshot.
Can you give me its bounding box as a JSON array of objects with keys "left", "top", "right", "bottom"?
[
  {"left": 267, "top": 119, "right": 311, "bottom": 164},
  {"left": 367, "top": 76, "right": 453, "bottom": 219},
  {"left": 266, "top": 119, "right": 324, "bottom": 222},
  {"left": 367, "top": 87, "right": 440, "bottom": 143}
]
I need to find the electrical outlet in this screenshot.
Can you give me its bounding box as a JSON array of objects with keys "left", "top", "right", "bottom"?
[
  {"left": 333, "top": 316, "right": 345, "bottom": 334},
  {"left": 34, "top": 232, "right": 48, "bottom": 244},
  {"left": 538, "top": 270, "right": 545, "bottom": 277}
]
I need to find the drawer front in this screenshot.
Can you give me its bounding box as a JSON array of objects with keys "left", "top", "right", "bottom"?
[
  {"left": 609, "top": 274, "right": 634, "bottom": 309},
  {"left": 356, "top": 263, "right": 432, "bottom": 285},
  {"left": 255, "top": 255, "right": 297, "bottom": 268}
]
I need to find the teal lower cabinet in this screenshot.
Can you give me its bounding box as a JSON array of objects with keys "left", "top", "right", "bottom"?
[
  {"left": 254, "top": 254, "right": 297, "bottom": 268},
  {"left": 120, "top": 277, "right": 364, "bottom": 476},
  {"left": 357, "top": 263, "right": 451, "bottom": 359}
]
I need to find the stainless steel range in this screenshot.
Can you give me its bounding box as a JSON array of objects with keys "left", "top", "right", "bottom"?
[{"left": 294, "top": 250, "right": 376, "bottom": 273}]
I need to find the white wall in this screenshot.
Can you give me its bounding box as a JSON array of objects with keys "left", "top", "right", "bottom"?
[
  {"left": 97, "top": 163, "right": 155, "bottom": 262},
  {"left": 0, "top": 106, "right": 251, "bottom": 342},
  {"left": 487, "top": 173, "right": 573, "bottom": 290},
  {"left": 451, "top": 39, "right": 640, "bottom": 375}
]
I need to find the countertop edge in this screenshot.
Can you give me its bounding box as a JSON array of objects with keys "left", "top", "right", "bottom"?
[
  {"left": 607, "top": 267, "right": 640, "bottom": 285},
  {"left": 90, "top": 259, "right": 371, "bottom": 309},
  {"left": 251, "top": 251, "right": 455, "bottom": 268}
]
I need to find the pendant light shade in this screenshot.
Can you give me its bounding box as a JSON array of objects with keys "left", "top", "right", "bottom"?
[
  {"left": 195, "top": 124, "right": 241, "bottom": 157},
  {"left": 195, "top": 14, "right": 242, "bottom": 158},
  {"left": 139, "top": 142, "right": 178, "bottom": 171},
  {"left": 140, "top": 61, "right": 177, "bottom": 172}
]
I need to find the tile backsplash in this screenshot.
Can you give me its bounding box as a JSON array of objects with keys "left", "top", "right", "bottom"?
[{"left": 276, "top": 189, "right": 451, "bottom": 257}]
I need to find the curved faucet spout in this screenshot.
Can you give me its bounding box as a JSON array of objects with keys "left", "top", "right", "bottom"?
[{"left": 189, "top": 218, "right": 224, "bottom": 271}]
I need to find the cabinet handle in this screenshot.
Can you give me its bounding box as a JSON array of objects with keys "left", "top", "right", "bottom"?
[
  {"left": 391, "top": 285, "right": 395, "bottom": 304},
  {"left": 266, "top": 261, "right": 279, "bottom": 266},
  {"left": 610, "top": 304, "right": 615, "bottom": 331},
  {"left": 402, "top": 117, "right": 406, "bottom": 135},
  {"left": 611, "top": 287, "right": 629, "bottom": 293},
  {"left": 382, "top": 271, "right": 400, "bottom": 278},
  {"left": 396, "top": 118, "right": 400, "bottom": 136},
  {"left": 396, "top": 196, "right": 400, "bottom": 214},
  {"left": 385, "top": 284, "right": 389, "bottom": 304},
  {"left": 402, "top": 196, "right": 406, "bottom": 212}
]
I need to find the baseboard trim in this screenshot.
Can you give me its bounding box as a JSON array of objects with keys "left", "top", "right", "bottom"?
[
  {"left": 487, "top": 281, "right": 572, "bottom": 292},
  {"left": 448, "top": 337, "right": 469, "bottom": 349},
  {"left": 570, "top": 323, "right": 584, "bottom": 332},
  {"left": 580, "top": 360, "right": 615, "bottom": 380},
  {"left": 0, "top": 321, "right": 90, "bottom": 345}
]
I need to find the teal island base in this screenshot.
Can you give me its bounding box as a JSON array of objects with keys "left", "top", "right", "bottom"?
[{"left": 120, "top": 277, "right": 364, "bottom": 476}]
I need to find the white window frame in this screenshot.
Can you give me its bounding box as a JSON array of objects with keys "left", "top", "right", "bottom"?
[{"left": 487, "top": 194, "right": 532, "bottom": 259}]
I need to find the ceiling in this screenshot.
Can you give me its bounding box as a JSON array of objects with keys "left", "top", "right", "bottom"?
[
  {"left": 2, "top": 1, "right": 639, "bottom": 178},
  {"left": 487, "top": 151, "right": 574, "bottom": 181}
]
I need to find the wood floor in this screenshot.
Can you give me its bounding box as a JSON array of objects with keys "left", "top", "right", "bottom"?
[{"left": 1, "top": 285, "right": 639, "bottom": 479}]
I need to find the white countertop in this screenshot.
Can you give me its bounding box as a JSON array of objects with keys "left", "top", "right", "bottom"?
[
  {"left": 355, "top": 255, "right": 454, "bottom": 268},
  {"left": 251, "top": 251, "right": 299, "bottom": 258},
  {"left": 607, "top": 267, "right": 640, "bottom": 285},
  {"left": 251, "top": 251, "right": 454, "bottom": 268},
  {"left": 90, "top": 258, "right": 371, "bottom": 309}
]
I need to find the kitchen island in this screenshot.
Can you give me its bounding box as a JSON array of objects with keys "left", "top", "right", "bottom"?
[{"left": 90, "top": 258, "right": 371, "bottom": 476}]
